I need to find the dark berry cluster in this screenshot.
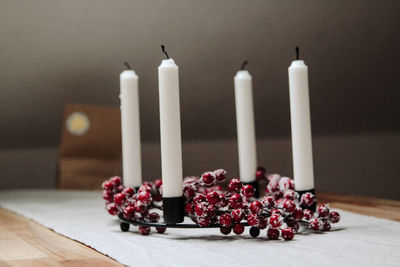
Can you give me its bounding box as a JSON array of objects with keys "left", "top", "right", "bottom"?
[
  {"left": 102, "top": 176, "right": 165, "bottom": 235},
  {"left": 102, "top": 167, "right": 341, "bottom": 240}
]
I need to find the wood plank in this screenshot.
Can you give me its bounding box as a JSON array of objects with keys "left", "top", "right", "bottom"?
[{"left": 0, "top": 209, "right": 121, "bottom": 267}]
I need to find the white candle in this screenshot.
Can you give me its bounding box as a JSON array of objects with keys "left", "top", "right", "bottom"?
[
  {"left": 288, "top": 48, "right": 315, "bottom": 191},
  {"left": 158, "top": 46, "right": 184, "bottom": 224},
  {"left": 234, "top": 62, "right": 257, "bottom": 184},
  {"left": 120, "top": 63, "right": 142, "bottom": 188},
  {"left": 158, "top": 57, "right": 183, "bottom": 198}
]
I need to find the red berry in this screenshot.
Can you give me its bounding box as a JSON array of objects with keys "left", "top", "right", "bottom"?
[
  {"left": 228, "top": 179, "right": 242, "bottom": 192},
  {"left": 267, "top": 173, "right": 281, "bottom": 182},
  {"left": 201, "top": 172, "right": 216, "bottom": 187},
  {"left": 139, "top": 226, "right": 150, "bottom": 235},
  {"left": 214, "top": 169, "right": 227, "bottom": 182},
  {"left": 206, "top": 191, "right": 220, "bottom": 205},
  {"left": 147, "top": 212, "right": 160, "bottom": 222},
  {"left": 301, "top": 192, "right": 315, "bottom": 207},
  {"left": 310, "top": 218, "right": 323, "bottom": 231},
  {"left": 102, "top": 191, "right": 114, "bottom": 201},
  {"left": 114, "top": 193, "right": 126, "bottom": 205},
  {"left": 267, "top": 228, "right": 280, "bottom": 240},
  {"left": 138, "top": 191, "right": 152, "bottom": 204},
  {"left": 266, "top": 178, "right": 280, "bottom": 193},
  {"left": 285, "top": 219, "right": 300, "bottom": 232},
  {"left": 271, "top": 209, "right": 281, "bottom": 216},
  {"left": 184, "top": 184, "right": 196, "bottom": 199},
  {"left": 323, "top": 220, "right": 331, "bottom": 231},
  {"left": 262, "top": 196, "right": 275, "bottom": 209},
  {"left": 329, "top": 211, "right": 340, "bottom": 223},
  {"left": 193, "top": 194, "right": 206, "bottom": 203},
  {"left": 233, "top": 223, "right": 245, "bottom": 235},
  {"left": 282, "top": 199, "right": 296, "bottom": 213},
  {"left": 293, "top": 207, "right": 304, "bottom": 220},
  {"left": 139, "top": 184, "right": 152, "bottom": 193},
  {"left": 217, "top": 195, "right": 229, "bottom": 208},
  {"left": 107, "top": 203, "right": 119, "bottom": 215},
  {"left": 283, "top": 189, "right": 297, "bottom": 200},
  {"left": 185, "top": 203, "right": 194, "bottom": 214},
  {"left": 247, "top": 214, "right": 260, "bottom": 227},
  {"left": 229, "top": 194, "right": 243, "bottom": 209},
  {"left": 279, "top": 177, "right": 294, "bottom": 191},
  {"left": 123, "top": 187, "right": 135, "bottom": 197},
  {"left": 255, "top": 170, "right": 266, "bottom": 180},
  {"left": 281, "top": 227, "right": 295, "bottom": 240},
  {"left": 110, "top": 176, "right": 122, "bottom": 186},
  {"left": 258, "top": 217, "right": 267, "bottom": 229},
  {"left": 154, "top": 179, "right": 162, "bottom": 188},
  {"left": 250, "top": 201, "right": 263, "bottom": 214},
  {"left": 123, "top": 205, "right": 135, "bottom": 219},
  {"left": 102, "top": 181, "right": 114, "bottom": 191},
  {"left": 318, "top": 204, "right": 330, "bottom": 218},
  {"left": 219, "top": 213, "right": 232, "bottom": 227},
  {"left": 303, "top": 209, "right": 314, "bottom": 220},
  {"left": 231, "top": 209, "right": 244, "bottom": 223},
  {"left": 220, "top": 226, "right": 231, "bottom": 235},
  {"left": 153, "top": 193, "right": 162, "bottom": 202},
  {"left": 269, "top": 215, "right": 282, "bottom": 228},
  {"left": 197, "top": 217, "right": 210, "bottom": 227},
  {"left": 257, "top": 166, "right": 266, "bottom": 173},
  {"left": 156, "top": 226, "right": 166, "bottom": 234},
  {"left": 207, "top": 205, "right": 217, "bottom": 217},
  {"left": 241, "top": 185, "right": 255, "bottom": 198},
  {"left": 195, "top": 203, "right": 206, "bottom": 217},
  {"left": 134, "top": 200, "right": 147, "bottom": 213}
]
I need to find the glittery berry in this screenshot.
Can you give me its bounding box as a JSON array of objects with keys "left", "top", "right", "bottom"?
[
  {"left": 241, "top": 185, "right": 255, "bottom": 198},
  {"left": 283, "top": 189, "right": 297, "bottom": 200},
  {"left": 154, "top": 179, "right": 162, "bottom": 188},
  {"left": 231, "top": 209, "right": 244, "bottom": 223},
  {"left": 229, "top": 194, "right": 243, "bottom": 209},
  {"left": 207, "top": 204, "right": 216, "bottom": 217},
  {"left": 138, "top": 191, "right": 151, "bottom": 204},
  {"left": 228, "top": 179, "right": 243, "bottom": 192},
  {"left": 303, "top": 209, "right": 314, "bottom": 220},
  {"left": 249, "top": 201, "right": 263, "bottom": 214},
  {"left": 310, "top": 218, "right": 323, "bottom": 231},
  {"left": 247, "top": 214, "right": 260, "bottom": 227},
  {"left": 206, "top": 191, "right": 220, "bottom": 205},
  {"left": 114, "top": 193, "right": 126, "bottom": 205},
  {"left": 318, "top": 204, "right": 330, "bottom": 218},
  {"left": 197, "top": 217, "right": 210, "bottom": 227},
  {"left": 123, "top": 187, "right": 135, "bottom": 197},
  {"left": 323, "top": 220, "right": 331, "bottom": 231},
  {"left": 301, "top": 192, "right": 316, "bottom": 207},
  {"left": 233, "top": 223, "right": 245, "bottom": 235},
  {"left": 147, "top": 212, "right": 160, "bottom": 222},
  {"left": 123, "top": 205, "right": 135, "bottom": 219},
  {"left": 258, "top": 216, "right": 267, "bottom": 229},
  {"left": 293, "top": 207, "right": 304, "bottom": 220},
  {"left": 267, "top": 228, "right": 280, "bottom": 240},
  {"left": 185, "top": 203, "right": 194, "bottom": 214},
  {"left": 217, "top": 195, "right": 229, "bottom": 208},
  {"left": 110, "top": 176, "right": 121, "bottom": 186},
  {"left": 194, "top": 203, "right": 206, "bottom": 217},
  {"left": 250, "top": 226, "right": 260, "bottom": 237},
  {"left": 329, "top": 211, "right": 340, "bottom": 223},
  {"left": 102, "top": 191, "right": 113, "bottom": 202},
  {"left": 262, "top": 196, "right": 275, "bottom": 209},
  {"left": 269, "top": 215, "right": 282, "bottom": 228},
  {"left": 107, "top": 203, "right": 119, "bottom": 215},
  {"left": 271, "top": 209, "right": 281, "bottom": 216},
  {"left": 184, "top": 184, "right": 196, "bottom": 199},
  {"left": 134, "top": 200, "right": 147, "bottom": 213},
  {"left": 281, "top": 227, "right": 295, "bottom": 241},
  {"left": 139, "top": 226, "right": 150, "bottom": 235},
  {"left": 282, "top": 199, "right": 296, "bottom": 213},
  {"left": 279, "top": 177, "right": 294, "bottom": 191},
  {"left": 214, "top": 169, "right": 227, "bottom": 182},
  {"left": 201, "top": 172, "right": 216, "bottom": 187},
  {"left": 102, "top": 181, "right": 114, "bottom": 191},
  {"left": 220, "top": 226, "right": 231, "bottom": 235},
  {"left": 219, "top": 213, "right": 232, "bottom": 227}
]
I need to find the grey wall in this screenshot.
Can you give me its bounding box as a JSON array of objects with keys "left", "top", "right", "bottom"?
[{"left": 1, "top": 1, "right": 399, "bottom": 199}]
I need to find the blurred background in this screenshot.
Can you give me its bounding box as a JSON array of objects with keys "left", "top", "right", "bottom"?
[{"left": 0, "top": 0, "right": 399, "bottom": 199}]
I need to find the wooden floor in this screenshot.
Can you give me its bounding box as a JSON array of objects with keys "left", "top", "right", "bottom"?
[{"left": 0, "top": 192, "right": 399, "bottom": 266}]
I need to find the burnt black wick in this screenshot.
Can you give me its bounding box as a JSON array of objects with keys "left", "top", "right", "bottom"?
[
  {"left": 295, "top": 46, "right": 299, "bottom": 60},
  {"left": 124, "top": 62, "right": 131, "bottom": 70},
  {"left": 240, "top": 60, "right": 248, "bottom": 70},
  {"left": 161, "top": 45, "right": 170, "bottom": 59}
]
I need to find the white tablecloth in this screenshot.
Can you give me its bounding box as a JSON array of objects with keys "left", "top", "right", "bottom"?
[{"left": 0, "top": 190, "right": 399, "bottom": 267}]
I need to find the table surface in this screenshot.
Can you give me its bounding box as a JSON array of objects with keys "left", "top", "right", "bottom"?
[{"left": 1, "top": 192, "right": 399, "bottom": 266}]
